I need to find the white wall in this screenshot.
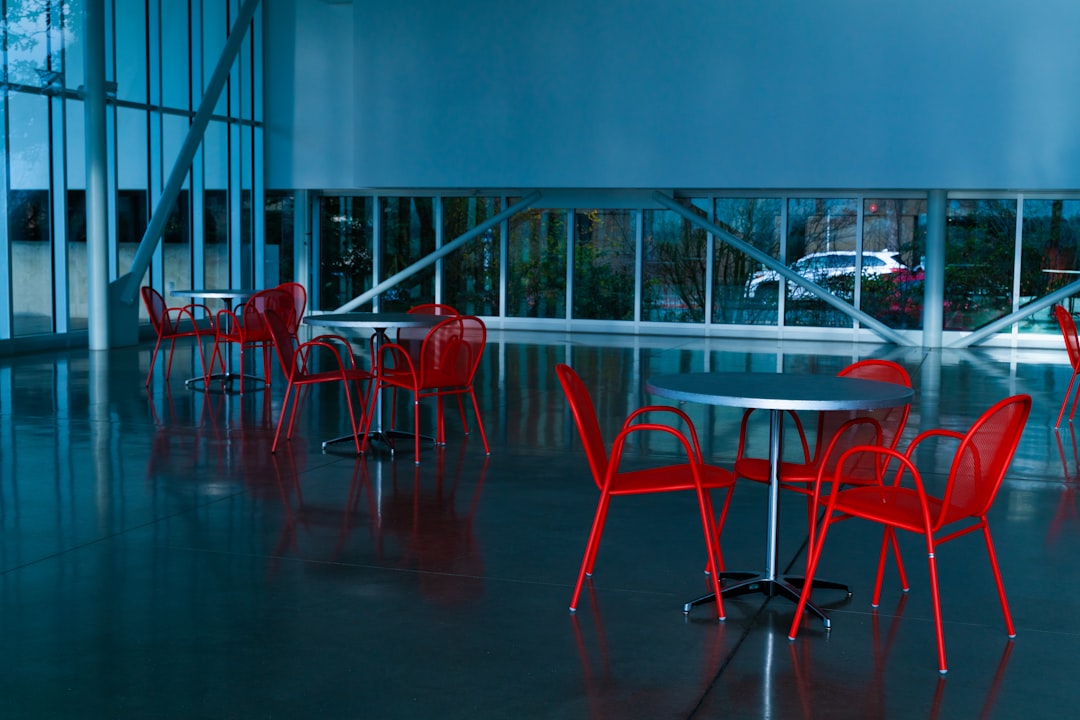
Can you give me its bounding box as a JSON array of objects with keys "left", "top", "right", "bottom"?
[{"left": 265, "top": 0, "right": 1080, "bottom": 191}]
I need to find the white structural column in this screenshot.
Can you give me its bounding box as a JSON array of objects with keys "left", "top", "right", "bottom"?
[
  {"left": 84, "top": 0, "right": 110, "bottom": 350},
  {"left": 922, "top": 189, "right": 946, "bottom": 349}
]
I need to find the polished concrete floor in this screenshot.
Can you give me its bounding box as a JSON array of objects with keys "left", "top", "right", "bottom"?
[{"left": 0, "top": 329, "right": 1076, "bottom": 718}]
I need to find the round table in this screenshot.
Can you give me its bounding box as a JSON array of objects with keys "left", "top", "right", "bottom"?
[
  {"left": 170, "top": 288, "right": 260, "bottom": 390},
  {"left": 646, "top": 371, "right": 914, "bottom": 624},
  {"left": 302, "top": 312, "right": 443, "bottom": 453}
]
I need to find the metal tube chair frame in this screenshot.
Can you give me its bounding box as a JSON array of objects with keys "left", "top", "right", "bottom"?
[
  {"left": 140, "top": 286, "right": 220, "bottom": 387},
  {"left": 264, "top": 308, "right": 373, "bottom": 454},
  {"left": 365, "top": 315, "right": 490, "bottom": 463},
  {"left": 556, "top": 363, "right": 747, "bottom": 622},
  {"left": 789, "top": 394, "right": 1031, "bottom": 675}
]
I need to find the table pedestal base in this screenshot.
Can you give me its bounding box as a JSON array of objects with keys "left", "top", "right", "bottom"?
[
  {"left": 322, "top": 428, "right": 435, "bottom": 456},
  {"left": 185, "top": 372, "right": 265, "bottom": 394},
  {"left": 684, "top": 574, "right": 850, "bottom": 629}
]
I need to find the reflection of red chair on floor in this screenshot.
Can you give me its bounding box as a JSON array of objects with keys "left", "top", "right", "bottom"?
[
  {"left": 790, "top": 394, "right": 1031, "bottom": 674},
  {"left": 570, "top": 591, "right": 729, "bottom": 719},
  {"left": 270, "top": 444, "right": 379, "bottom": 571},
  {"left": 141, "top": 286, "right": 219, "bottom": 386},
  {"left": 556, "top": 363, "right": 736, "bottom": 621},
  {"left": 1050, "top": 425, "right": 1080, "bottom": 546},
  {"left": 379, "top": 444, "right": 488, "bottom": 606}
]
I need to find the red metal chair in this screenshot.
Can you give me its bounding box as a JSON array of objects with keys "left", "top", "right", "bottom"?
[
  {"left": 367, "top": 315, "right": 490, "bottom": 462},
  {"left": 789, "top": 394, "right": 1032, "bottom": 675},
  {"left": 140, "top": 286, "right": 219, "bottom": 386},
  {"left": 211, "top": 286, "right": 293, "bottom": 392},
  {"left": 265, "top": 308, "right": 374, "bottom": 454},
  {"left": 1054, "top": 304, "right": 1080, "bottom": 428},
  {"left": 556, "top": 363, "right": 737, "bottom": 621}
]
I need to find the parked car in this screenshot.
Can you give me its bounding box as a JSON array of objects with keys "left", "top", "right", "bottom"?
[{"left": 745, "top": 250, "right": 907, "bottom": 301}]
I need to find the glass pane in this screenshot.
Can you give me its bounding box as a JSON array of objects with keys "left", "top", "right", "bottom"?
[
  {"left": 63, "top": 1, "right": 85, "bottom": 91},
  {"left": 115, "top": 0, "right": 146, "bottom": 103},
  {"left": 161, "top": 1, "right": 189, "bottom": 109},
  {"left": 319, "top": 196, "right": 372, "bottom": 310},
  {"left": 265, "top": 191, "right": 295, "bottom": 287},
  {"left": 66, "top": 190, "right": 87, "bottom": 329},
  {"left": 204, "top": 190, "right": 229, "bottom": 288},
  {"left": 860, "top": 198, "right": 926, "bottom": 330},
  {"left": 785, "top": 198, "right": 858, "bottom": 328},
  {"left": 945, "top": 199, "right": 1017, "bottom": 331},
  {"left": 5, "top": 1, "right": 55, "bottom": 86},
  {"left": 442, "top": 197, "right": 501, "bottom": 315},
  {"left": 642, "top": 202, "right": 705, "bottom": 323},
  {"left": 8, "top": 91, "right": 53, "bottom": 336},
  {"left": 162, "top": 191, "right": 192, "bottom": 310},
  {"left": 573, "top": 210, "right": 635, "bottom": 321},
  {"left": 202, "top": 122, "right": 228, "bottom": 288},
  {"left": 715, "top": 197, "right": 781, "bottom": 325},
  {"left": 1020, "top": 199, "right": 1080, "bottom": 333},
  {"left": 379, "top": 197, "right": 435, "bottom": 312},
  {"left": 507, "top": 209, "right": 567, "bottom": 319}
]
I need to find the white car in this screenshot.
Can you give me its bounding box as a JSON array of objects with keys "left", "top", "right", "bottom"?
[{"left": 745, "top": 251, "right": 906, "bottom": 301}]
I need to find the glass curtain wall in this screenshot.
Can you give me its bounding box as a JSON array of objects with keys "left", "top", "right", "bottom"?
[
  {"left": 442, "top": 197, "right": 501, "bottom": 316},
  {"left": 0, "top": 0, "right": 265, "bottom": 344},
  {"left": 572, "top": 209, "right": 635, "bottom": 321},
  {"left": 506, "top": 209, "right": 567, "bottom": 319},
  {"left": 307, "top": 191, "right": 1079, "bottom": 345}
]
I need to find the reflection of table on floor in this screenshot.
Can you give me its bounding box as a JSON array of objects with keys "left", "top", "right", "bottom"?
[
  {"left": 645, "top": 371, "right": 914, "bottom": 626},
  {"left": 171, "top": 288, "right": 258, "bottom": 391},
  {"left": 302, "top": 312, "right": 441, "bottom": 454}
]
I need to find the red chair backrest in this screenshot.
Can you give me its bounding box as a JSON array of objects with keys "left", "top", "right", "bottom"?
[
  {"left": 815, "top": 359, "right": 912, "bottom": 479},
  {"left": 1055, "top": 305, "right": 1080, "bottom": 371},
  {"left": 276, "top": 282, "right": 308, "bottom": 336},
  {"left": 939, "top": 394, "right": 1031, "bottom": 527},
  {"left": 399, "top": 304, "right": 460, "bottom": 351},
  {"left": 264, "top": 308, "right": 298, "bottom": 379},
  {"left": 417, "top": 316, "right": 485, "bottom": 389},
  {"left": 408, "top": 303, "right": 459, "bottom": 316},
  {"left": 555, "top": 364, "right": 609, "bottom": 488},
  {"left": 140, "top": 286, "right": 170, "bottom": 336},
  {"left": 243, "top": 288, "right": 292, "bottom": 339}
]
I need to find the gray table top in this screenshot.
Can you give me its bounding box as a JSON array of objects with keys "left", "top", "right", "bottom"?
[
  {"left": 302, "top": 312, "right": 443, "bottom": 330},
  {"left": 646, "top": 371, "right": 913, "bottom": 411}
]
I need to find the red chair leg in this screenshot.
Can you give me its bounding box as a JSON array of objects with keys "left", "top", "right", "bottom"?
[
  {"left": 272, "top": 383, "right": 295, "bottom": 453},
  {"left": 146, "top": 337, "right": 164, "bottom": 386},
  {"left": 981, "top": 523, "right": 1016, "bottom": 637},
  {"left": 924, "top": 542, "right": 948, "bottom": 675},
  {"left": 413, "top": 398, "right": 422, "bottom": 464},
  {"left": 1059, "top": 372, "right": 1080, "bottom": 427},
  {"left": 570, "top": 493, "right": 612, "bottom": 612},
  {"left": 695, "top": 487, "right": 726, "bottom": 621},
  {"left": 788, "top": 512, "right": 834, "bottom": 640},
  {"left": 468, "top": 389, "right": 491, "bottom": 454}
]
